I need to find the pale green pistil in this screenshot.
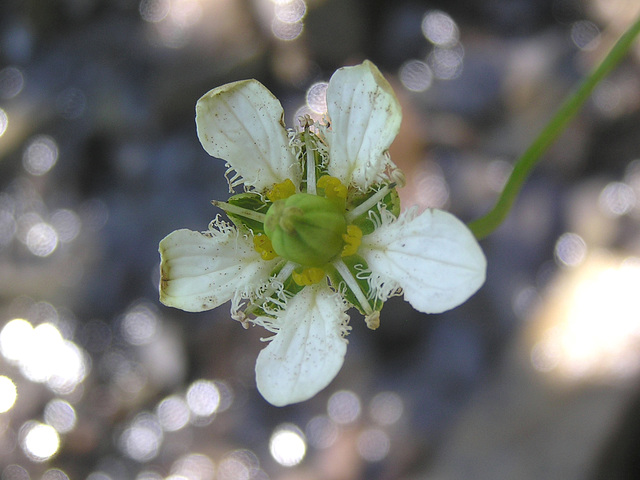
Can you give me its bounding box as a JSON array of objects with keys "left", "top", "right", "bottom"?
[{"left": 264, "top": 193, "right": 347, "bottom": 267}]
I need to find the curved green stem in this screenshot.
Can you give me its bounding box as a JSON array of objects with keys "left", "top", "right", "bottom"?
[{"left": 468, "top": 15, "right": 640, "bottom": 240}]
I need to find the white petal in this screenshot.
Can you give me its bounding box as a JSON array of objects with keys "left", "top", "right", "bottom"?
[
  {"left": 361, "top": 208, "right": 486, "bottom": 314},
  {"left": 255, "top": 285, "right": 349, "bottom": 407},
  {"left": 159, "top": 228, "right": 275, "bottom": 313},
  {"left": 326, "top": 60, "right": 402, "bottom": 190},
  {"left": 196, "top": 80, "right": 300, "bottom": 192}
]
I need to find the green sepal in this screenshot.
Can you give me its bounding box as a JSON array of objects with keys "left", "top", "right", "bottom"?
[
  {"left": 348, "top": 185, "right": 400, "bottom": 235},
  {"left": 226, "top": 192, "right": 269, "bottom": 234},
  {"left": 326, "top": 255, "right": 384, "bottom": 316}
]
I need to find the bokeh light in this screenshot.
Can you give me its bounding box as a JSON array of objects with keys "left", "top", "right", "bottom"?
[
  {"left": 139, "top": 0, "right": 171, "bottom": 23},
  {"left": 275, "top": 0, "right": 306, "bottom": 23},
  {"left": 270, "top": 0, "right": 306, "bottom": 41},
  {"left": 186, "top": 379, "right": 221, "bottom": 419},
  {"left": 119, "top": 413, "right": 163, "bottom": 462},
  {"left": 531, "top": 255, "right": 640, "bottom": 379},
  {"left": 1, "top": 465, "right": 30, "bottom": 480},
  {"left": 428, "top": 45, "right": 464, "bottom": 80},
  {"left": 0, "top": 66, "right": 25, "bottom": 99},
  {"left": 271, "top": 18, "right": 303, "bottom": 41},
  {"left": 121, "top": 301, "right": 159, "bottom": 346},
  {"left": 1, "top": 318, "right": 89, "bottom": 395},
  {"left": 44, "top": 399, "right": 77, "bottom": 434},
  {"left": 86, "top": 472, "right": 113, "bottom": 480},
  {"left": 0, "top": 318, "right": 32, "bottom": 363},
  {"left": 0, "top": 375, "right": 18, "bottom": 413},
  {"left": 139, "top": 0, "right": 205, "bottom": 48},
  {"left": 42, "top": 469, "right": 70, "bottom": 480},
  {"left": 135, "top": 472, "right": 162, "bottom": 480},
  {"left": 22, "top": 135, "right": 59, "bottom": 176},
  {"left": 570, "top": 20, "right": 600, "bottom": 51},
  {"left": 217, "top": 450, "right": 260, "bottom": 480},
  {"left": 0, "top": 108, "right": 8, "bottom": 137},
  {"left": 21, "top": 422, "right": 60, "bottom": 462},
  {"left": 269, "top": 423, "right": 306, "bottom": 466},
  {"left": 369, "top": 391, "right": 404, "bottom": 426},
  {"left": 25, "top": 222, "right": 58, "bottom": 257},
  {"left": 421, "top": 10, "right": 459, "bottom": 46},
  {"left": 170, "top": 453, "right": 215, "bottom": 480},
  {"left": 292, "top": 105, "right": 323, "bottom": 126},
  {"left": 306, "top": 82, "right": 328, "bottom": 114},
  {"left": 327, "top": 390, "right": 361, "bottom": 425},
  {"left": 554, "top": 232, "right": 587, "bottom": 267},
  {"left": 356, "top": 428, "right": 390, "bottom": 462},
  {"left": 50, "top": 209, "right": 81, "bottom": 244},
  {"left": 399, "top": 59, "right": 433, "bottom": 92},
  {"left": 305, "top": 415, "right": 339, "bottom": 449},
  {"left": 598, "top": 181, "right": 636, "bottom": 217},
  {"left": 17, "top": 212, "right": 43, "bottom": 245},
  {"left": 156, "top": 395, "right": 190, "bottom": 431}
]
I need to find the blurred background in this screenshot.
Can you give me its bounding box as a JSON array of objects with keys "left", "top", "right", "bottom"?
[{"left": 1, "top": 0, "right": 640, "bottom": 478}]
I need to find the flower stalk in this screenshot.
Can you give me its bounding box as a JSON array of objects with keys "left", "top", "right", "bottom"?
[{"left": 469, "top": 14, "right": 640, "bottom": 239}]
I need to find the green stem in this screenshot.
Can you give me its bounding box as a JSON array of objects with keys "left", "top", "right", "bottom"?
[{"left": 468, "top": 15, "right": 640, "bottom": 239}]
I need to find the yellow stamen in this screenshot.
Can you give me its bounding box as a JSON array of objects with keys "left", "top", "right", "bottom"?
[
  {"left": 253, "top": 233, "right": 278, "bottom": 260},
  {"left": 292, "top": 267, "right": 325, "bottom": 286},
  {"left": 341, "top": 225, "right": 363, "bottom": 257},
  {"left": 267, "top": 178, "right": 296, "bottom": 202},
  {"left": 317, "top": 175, "right": 347, "bottom": 200}
]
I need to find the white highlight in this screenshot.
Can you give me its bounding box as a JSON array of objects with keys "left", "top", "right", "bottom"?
[
  {"left": 23, "top": 135, "right": 59, "bottom": 176},
  {"left": 0, "top": 318, "right": 89, "bottom": 395},
  {"left": 0, "top": 375, "right": 17, "bottom": 412},
  {"left": 531, "top": 255, "right": 640, "bottom": 380},
  {"left": 22, "top": 422, "right": 61, "bottom": 462},
  {"left": 269, "top": 424, "right": 306, "bottom": 466},
  {"left": 186, "top": 379, "right": 220, "bottom": 417}
]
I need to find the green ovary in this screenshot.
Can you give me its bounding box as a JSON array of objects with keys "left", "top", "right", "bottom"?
[{"left": 264, "top": 193, "right": 347, "bottom": 267}]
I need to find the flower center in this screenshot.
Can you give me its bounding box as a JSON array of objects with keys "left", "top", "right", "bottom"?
[{"left": 264, "top": 193, "right": 347, "bottom": 267}]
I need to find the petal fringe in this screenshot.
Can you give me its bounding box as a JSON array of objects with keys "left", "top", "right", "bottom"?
[
  {"left": 254, "top": 285, "right": 350, "bottom": 406},
  {"left": 196, "top": 79, "right": 301, "bottom": 192}
]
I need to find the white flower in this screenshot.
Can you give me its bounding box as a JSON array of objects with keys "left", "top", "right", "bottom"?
[{"left": 159, "top": 60, "right": 486, "bottom": 407}]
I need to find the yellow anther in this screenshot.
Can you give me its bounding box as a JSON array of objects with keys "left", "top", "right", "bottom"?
[
  {"left": 292, "top": 267, "right": 326, "bottom": 286},
  {"left": 341, "top": 225, "right": 363, "bottom": 257},
  {"left": 253, "top": 233, "right": 278, "bottom": 260},
  {"left": 317, "top": 175, "right": 347, "bottom": 200},
  {"left": 267, "top": 178, "right": 296, "bottom": 202}
]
